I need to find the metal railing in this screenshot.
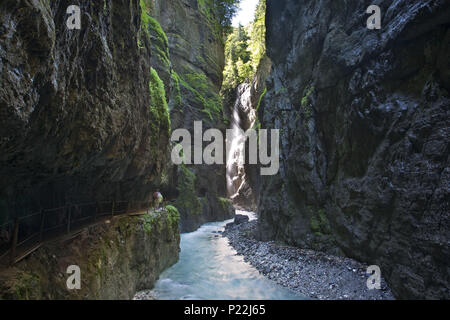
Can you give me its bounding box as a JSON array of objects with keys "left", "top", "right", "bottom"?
[{"left": 0, "top": 200, "right": 153, "bottom": 266}]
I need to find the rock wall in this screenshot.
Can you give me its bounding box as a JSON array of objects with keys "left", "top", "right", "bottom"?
[
  {"left": 0, "top": 0, "right": 170, "bottom": 224},
  {"left": 0, "top": 210, "right": 180, "bottom": 299},
  {"left": 256, "top": 0, "right": 450, "bottom": 299},
  {"left": 0, "top": 0, "right": 179, "bottom": 299},
  {"left": 145, "top": 0, "right": 234, "bottom": 232}
]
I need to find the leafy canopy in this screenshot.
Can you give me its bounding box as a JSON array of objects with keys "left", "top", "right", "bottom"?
[{"left": 222, "top": 0, "right": 266, "bottom": 91}]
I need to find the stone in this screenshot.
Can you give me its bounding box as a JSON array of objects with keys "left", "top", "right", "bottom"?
[{"left": 234, "top": 214, "right": 250, "bottom": 225}]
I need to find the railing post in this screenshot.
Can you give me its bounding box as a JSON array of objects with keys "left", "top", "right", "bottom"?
[
  {"left": 10, "top": 217, "right": 19, "bottom": 266},
  {"left": 67, "top": 205, "right": 72, "bottom": 234},
  {"left": 111, "top": 201, "right": 115, "bottom": 217},
  {"left": 39, "top": 209, "right": 45, "bottom": 242},
  {"left": 94, "top": 202, "right": 98, "bottom": 222}
]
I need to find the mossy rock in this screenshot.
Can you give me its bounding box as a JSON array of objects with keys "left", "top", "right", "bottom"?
[
  {"left": 175, "top": 164, "right": 202, "bottom": 218},
  {"left": 310, "top": 208, "right": 331, "bottom": 235},
  {"left": 0, "top": 270, "right": 41, "bottom": 300},
  {"left": 148, "top": 67, "right": 171, "bottom": 167}
]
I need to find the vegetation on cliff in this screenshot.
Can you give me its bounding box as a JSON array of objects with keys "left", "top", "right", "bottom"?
[
  {"left": 198, "top": 0, "right": 242, "bottom": 39},
  {"left": 222, "top": 0, "right": 266, "bottom": 92},
  {"left": 180, "top": 72, "right": 223, "bottom": 122},
  {"left": 148, "top": 67, "right": 171, "bottom": 163},
  {"left": 175, "top": 164, "right": 202, "bottom": 218}
]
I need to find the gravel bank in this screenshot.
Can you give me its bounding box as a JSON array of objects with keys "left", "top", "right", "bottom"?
[{"left": 223, "top": 217, "right": 394, "bottom": 300}]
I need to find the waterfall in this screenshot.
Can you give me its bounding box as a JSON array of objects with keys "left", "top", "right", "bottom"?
[{"left": 226, "top": 83, "right": 256, "bottom": 201}]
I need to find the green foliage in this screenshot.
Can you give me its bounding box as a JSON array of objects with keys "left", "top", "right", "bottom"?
[
  {"left": 166, "top": 205, "right": 181, "bottom": 231},
  {"left": 179, "top": 72, "right": 223, "bottom": 122},
  {"left": 301, "top": 85, "right": 315, "bottom": 124},
  {"left": 310, "top": 208, "right": 331, "bottom": 235},
  {"left": 166, "top": 205, "right": 180, "bottom": 219},
  {"left": 197, "top": 0, "right": 241, "bottom": 42},
  {"left": 149, "top": 68, "right": 170, "bottom": 154},
  {"left": 143, "top": 206, "right": 179, "bottom": 235},
  {"left": 140, "top": 0, "right": 151, "bottom": 32},
  {"left": 301, "top": 85, "right": 314, "bottom": 108},
  {"left": 275, "top": 87, "right": 288, "bottom": 96},
  {"left": 147, "top": 15, "right": 170, "bottom": 68},
  {"left": 249, "top": 0, "right": 266, "bottom": 69},
  {"left": 217, "top": 197, "right": 232, "bottom": 211},
  {"left": 148, "top": 17, "right": 169, "bottom": 48},
  {"left": 161, "top": 170, "right": 169, "bottom": 185},
  {"left": 149, "top": 68, "right": 170, "bottom": 126},
  {"left": 213, "top": 0, "right": 241, "bottom": 28},
  {"left": 223, "top": 25, "right": 252, "bottom": 90},
  {"left": 143, "top": 211, "right": 164, "bottom": 234},
  {"left": 143, "top": 212, "right": 156, "bottom": 234},
  {"left": 171, "top": 71, "right": 183, "bottom": 110},
  {"left": 222, "top": 0, "right": 266, "bottom": 91},
  {"left": 175, "top": 165, "right": 202, "bottom": 216},
  {"left": 139, "top": 1, "right": 170, "bottom": 68},
  {"left": 256, "top": 87, "right": 267, "bottom": 111},
  {"left": 12, "top": 272, "right": 40, "bottom": 300},
  {"left": 138, "top": 0, "right": 149, "bottom": 48}
]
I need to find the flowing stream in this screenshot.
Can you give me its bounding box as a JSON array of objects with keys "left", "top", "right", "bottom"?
[{"left": 144, "top": 211, "right": 305, "bottom": 300}]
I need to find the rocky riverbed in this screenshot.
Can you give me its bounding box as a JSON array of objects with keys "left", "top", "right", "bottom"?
[{"left": 223, "top": 215, "right": 395, "bottom": 300}]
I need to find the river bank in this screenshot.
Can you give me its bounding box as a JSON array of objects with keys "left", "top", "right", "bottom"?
[{"left": 223, "top": 215, "right": 395, "bottom": 300}]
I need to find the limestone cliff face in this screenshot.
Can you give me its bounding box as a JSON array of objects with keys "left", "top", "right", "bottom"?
[
  {"left": 0, "top": 0, "right": 170, "bottom": 223},
  {"left": 256, "top": 0, "right": 450, "bottom": 299},
  {"left": 145, "top": 0, "right": 234, "bottom": 232},
  {"left": 0, "top": 0, "right": 176, "bottom": 299},
  {"left": 0, "top": 211, "right": 180, "bottom": 300}
]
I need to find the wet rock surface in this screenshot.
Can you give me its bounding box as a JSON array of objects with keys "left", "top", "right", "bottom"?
[
  {"left": 254, "top": 0, "right": 450, "bottom": 299},
  {"left": 234, "top": 214, "right": 249, "bottom": 225},
  {"left": 224, "top": 219, "right": 394, "bottom": 300},
  {"left": 0, "top": 0, "right": 170, "bottom": 221}
]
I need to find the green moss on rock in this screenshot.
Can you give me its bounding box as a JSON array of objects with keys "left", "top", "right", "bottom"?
[
  {"left": 217, "top": 197, "right": 232, "bottom": 212},
  {"left": 301, "top": 85, "right": 314, "bottom": 123},
  {"left": 149, "top": 67, "right": 170, "bottom": 156},
  {"left": 310, "top": 208, "right": 331, "bottom": 235},
  {"left": 166, "top": 205, "right": 181, "bottom": 232},
  {"left": 140, "top": 1, "right": 170, "bottom": 69},
  {"left": 12, "top": 271, "right": 40, "bottom": 300},
  {"left": 179, "top": 72, "right": 223, "bottom": 122},
  {"left": 175, "top": 164, "right": 202, "bottom": 217},
  {"left": 256, "top": 87, "right": 267, "bottom": 111},
  {"left": 170, "top": 71, "right": 183, "bottom": 110}
]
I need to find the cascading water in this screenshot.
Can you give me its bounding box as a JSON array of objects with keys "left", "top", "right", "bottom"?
[{"left": 226, "top": 84, "right": 256, "bottom": 203}]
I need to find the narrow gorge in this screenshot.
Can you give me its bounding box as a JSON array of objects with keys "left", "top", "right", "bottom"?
[{"left": 0, "top": 0, "right": 448, "bottom": 300}]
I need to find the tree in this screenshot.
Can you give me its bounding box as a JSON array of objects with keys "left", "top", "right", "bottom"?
[
  {"left": 223, "top": 25, "right": 252, "bottom": 90},
  {"left": 213, "top": 0, "right": 241, "bottom": 28},
  {"left": 222, "top": 0, "right": 266, "bottom": 91},
  {"left": 249, "top": 0, "right": 266, "bottom": 68}
]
